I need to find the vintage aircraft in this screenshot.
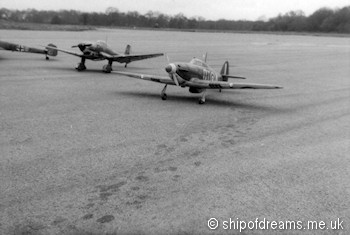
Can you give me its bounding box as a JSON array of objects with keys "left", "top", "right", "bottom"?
[
  {"left": 114, "top": 57, "right": 282, "bottom": 104},
  {"left": 0, "top": 40, "right": 57, "bottom": 60},
  {"left": 47, "top": 40, "right": 163, "bottom": 73}
]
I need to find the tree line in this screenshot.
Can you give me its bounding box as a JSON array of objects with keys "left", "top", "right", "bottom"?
[{"left": 0, "top": 6, "right": 349, "bottom": 33}]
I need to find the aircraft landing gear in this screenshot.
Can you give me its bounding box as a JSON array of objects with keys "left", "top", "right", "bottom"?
[
  {"left": 45, "top": 55, "right": 49, "bottom": 60},
  {"left": 75, "top": 62, "right": 86, "bottom": 71},
  {"left": 75, "top": 58, "right": 86, "bottom": 71},
  {"left": 103, "top": 60, "right": 113, "bottom": 73},
  {"left": 125, "top": 63, "right": 128, "bottom": 68},
  {"left": 102, "top": 64, "right": 112, "bottom": 73},
  {"left": 198, "top": 89, "right": 206, "bottom": 104},
  {"left": 161, "top": 85, "right": 167, "bottom": 100}
]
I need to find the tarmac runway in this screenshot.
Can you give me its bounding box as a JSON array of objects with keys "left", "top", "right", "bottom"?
[{"left": 0, "top": 29, "right": 349, "bottom": 234}]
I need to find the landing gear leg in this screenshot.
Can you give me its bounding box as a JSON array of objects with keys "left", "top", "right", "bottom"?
[
  {"left": 219, "top": 89, "right": 222, "bottom": 92},
  {"left": 161, "top": 85, "right": 168, "bottom": 100},
  {"left": 75, "top": 57, "right": 86, "bottom": 71},
  {"left": 125, "top": 63, "right": 128, "bottom": 68},
  {"left": 45, "top": 54, "right": 49, "bottom": 60},
  {"left": 103, "top": 60, "right": 113, "bottom": 73},
  {"left": 199, "top": 89, "right": 207, "bottom": 104}
]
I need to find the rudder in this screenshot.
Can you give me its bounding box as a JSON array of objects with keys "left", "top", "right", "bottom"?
[
  {"left": 220, "top": 61, "right": 229, "bottom": 75},
  {"left": 220, "top": 61, "right": 229, "bottom": 81},
  {"left": 124, "top": 44, "right": 131, "bottom": 55}
]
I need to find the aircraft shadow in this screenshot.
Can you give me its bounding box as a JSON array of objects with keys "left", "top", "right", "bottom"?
[{"left": 115, "top": 90, "right": 286, "bottom": 112}]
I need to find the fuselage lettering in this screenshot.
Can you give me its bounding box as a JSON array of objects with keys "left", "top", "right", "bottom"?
[{"left": 203, "top": 69, "right": 217, "bottom": 81}]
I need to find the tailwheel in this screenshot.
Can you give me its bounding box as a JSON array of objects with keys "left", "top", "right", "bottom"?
[
  {"left": 75, "top": 63, "right": 86, "bottom": 71},
  {"left": 102, "top": 64, "right": 112, "bottom": 73},
  {"left": 45, "top": 55, "right": 49, "bottom": 60},
  {"left": 161, "top": 93, "right": 167, "bottom": 100}
]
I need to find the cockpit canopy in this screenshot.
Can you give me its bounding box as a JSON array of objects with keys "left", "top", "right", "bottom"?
[
  {"left": 189, "top": 58, "right": 209, "bottom": 68},
  {"left": 96, "top": 40, "right": 108, "bottom": 48}
]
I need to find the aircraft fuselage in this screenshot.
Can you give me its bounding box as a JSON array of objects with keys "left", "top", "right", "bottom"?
[
  {"left": 79, "top": 40, "right": 118, "bottom": 60},
  {"left": 166, "top": 59, "right": 222, "bottom": 85},
  {"left": 0, "top": 40, "right": 46, "bottom": 54}
]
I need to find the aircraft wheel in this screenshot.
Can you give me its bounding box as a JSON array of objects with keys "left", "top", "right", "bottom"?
[
  {"left": 103, "top": 64, "right": 112, "bottom": 73},
  {"left": 161, "top": 94, "right": 167, "bottom": 100},
  {"left": 198, "top": 99, "right": 205, "bottom": 104},
  {"left": 76, "top": 63, "right": 86, "bottom": 71}
]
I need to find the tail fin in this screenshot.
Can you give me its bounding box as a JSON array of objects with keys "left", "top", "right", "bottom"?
[
  {"left": 46, "top": 43, "right": 58, "bottom": 56},
  {"left": 124, "top": 44, "right": 131, "bottom": 55},
  {"left": 221, "top": 61, "right": 246, "bottom": 81},
  {"left": 220, "top": 61, "right": 229, "bottom": 81}
]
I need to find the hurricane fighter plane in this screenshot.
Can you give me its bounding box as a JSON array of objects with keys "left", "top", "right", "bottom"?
[
  {"left": 0, "top": 40, "right": 57, "bottom": 60},
  {"left": 47, "top": 40, "right": 163, "bottom": 73},
  {"left": 114, "top": 56, "right": 282, "bottom": 104}
]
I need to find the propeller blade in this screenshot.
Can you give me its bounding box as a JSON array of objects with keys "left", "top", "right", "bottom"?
[
  {"left": 203, "top": 52, "right": 207, "bottom": 62},
  {"left": 166, "top": 54, "right": 170, "bottom": 63},
  {"left": 172, "top": 73, "right": 179, "bottom": 86},
  {"left": 72, "top": 43, "right": 92, "bottom": 48}
]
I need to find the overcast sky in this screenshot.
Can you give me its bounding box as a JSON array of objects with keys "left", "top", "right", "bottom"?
[{"left": 1, "top": 0, "right": 349, "bottom": 20}]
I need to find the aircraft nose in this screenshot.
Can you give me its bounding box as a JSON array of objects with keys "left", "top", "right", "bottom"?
[
  {"left": 165, "top": 63, "right": 176, "bottom": 73},
  {"left": 165, "top": 65, "right": 171, "bottom": 73}
]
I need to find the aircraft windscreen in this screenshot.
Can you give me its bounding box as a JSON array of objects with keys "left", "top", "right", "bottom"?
[{"left": 96, "top": 40, "right": 107, "bottom": 47}]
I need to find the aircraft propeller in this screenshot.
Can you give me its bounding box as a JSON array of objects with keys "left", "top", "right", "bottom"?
[
  {"left": 165, "top": 54, "right": 179, "bottom": 86},
  {"left": 165, "top": 63, "right": 179, "bottom": 86},
  {"left": 71, "top": 42, "right": 92, "bottom": 51}
]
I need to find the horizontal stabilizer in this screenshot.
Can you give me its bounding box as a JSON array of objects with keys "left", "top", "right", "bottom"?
[
  {"left": 222, "top": 75, "right": 246, "bottom": 80},
  {"left": 46, "top": 43, "right": 58, "bottom": 56}
]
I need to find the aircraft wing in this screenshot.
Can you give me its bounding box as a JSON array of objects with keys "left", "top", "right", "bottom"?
[
  {"left": 113, "top": 71, "right": 176, "bottom": 85},
  {"left": 187, "top": 79, "right": 282, "bottom": 89},
  {"left": 46, "top": 45, "right": 83, "bottom": 57},
  {"left": 101, "top": 52, "right": 164, "bottom": 63}
]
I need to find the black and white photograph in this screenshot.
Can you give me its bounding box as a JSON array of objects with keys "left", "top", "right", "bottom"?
[{"left": 0, "top": 0, "right": 349, "bottom": 234}]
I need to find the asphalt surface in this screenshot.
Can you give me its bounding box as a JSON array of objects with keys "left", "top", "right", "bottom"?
[{"left": 0, "top": 29, "right": 349, "bottom": 235}]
